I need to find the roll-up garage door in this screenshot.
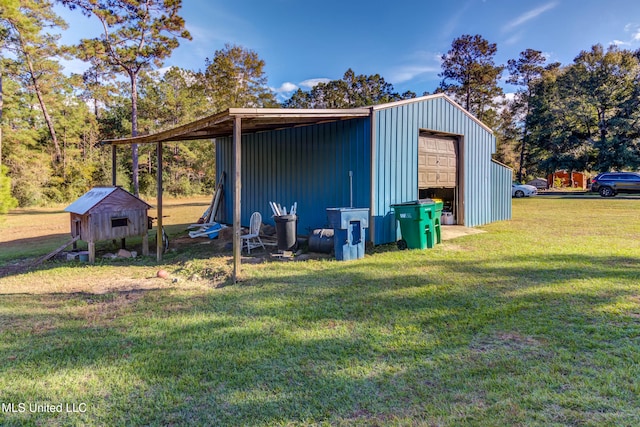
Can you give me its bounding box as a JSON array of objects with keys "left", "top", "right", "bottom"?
[{"left": 418, "top": 135, "right": 457, "bottom": 188}]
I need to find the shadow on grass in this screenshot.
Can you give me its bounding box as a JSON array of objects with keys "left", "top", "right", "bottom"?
[{"left": 1, "top": 252, "right": 639, "bottom": 425}]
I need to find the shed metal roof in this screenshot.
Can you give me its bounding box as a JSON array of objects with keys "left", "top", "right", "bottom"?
[
  {"left": 64, "top": 187, "right": 151, "bottom": 215},
  {"left": 102, "top": 107, "right": 371, "bottom": 146},
  {"left": 101, "top": 94, "right": 490, "bottom": 146}
]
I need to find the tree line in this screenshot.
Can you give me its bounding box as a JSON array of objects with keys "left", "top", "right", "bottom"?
[{"left": 2, "top": 0, "right": 640, "bottom": 213}]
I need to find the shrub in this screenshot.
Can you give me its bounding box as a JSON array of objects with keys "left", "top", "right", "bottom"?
[{"left": 0, "top": 165, "right": 18, "bottom": 215}]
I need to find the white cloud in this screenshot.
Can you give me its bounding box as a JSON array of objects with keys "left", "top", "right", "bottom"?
[
  {"left": 611, "top": 39, "right": 630, "bottom": 46},
  {"left": 385, "top": 50, "right": 442, "bottom": 84},
  {"left": 503, "top": 32, "right": 524, "bottom": 46},
  {"left": 503, "top": 92, "right": 516, "bottom": 103},
  {"left": 299, "top": 78, "right": 330, "bottom": 88},
  {"left": 609, "top": 23, "right": 640, "bottom": 47},
  {"left": 405, "top": 50, "right": 443, "bottom": 64},
  {"left": 271, "top": 79, "right": 329, "bottom": 102},
  {"left": 502, "top": 2, "right": 557, "bottom": 32},
  {"left": 273, "top": 82, "right": 299, "bottom": 93},
  {"left": 440, "top": 1, "right": 473, "bottom": 39},
  {"left": 388, "top": 65, "right": 439, "bottom": 84}
]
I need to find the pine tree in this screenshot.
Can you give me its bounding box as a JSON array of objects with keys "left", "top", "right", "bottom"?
[
  {"left": 201, "top": 43, "right": 277, "bottom": 113},
  {"left": 61, "top": 0, "right": 191, "bottom": 196},
  {"left": 0, "top": 0, "right": 68, "bottom": 163},
  {"left": 439, "top": 34, "right": 504, "bottom": 124}
]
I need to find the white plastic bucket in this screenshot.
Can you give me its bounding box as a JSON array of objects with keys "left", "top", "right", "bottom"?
[{"left": 441, "top": 212, "right": 455, "bottom": 225}]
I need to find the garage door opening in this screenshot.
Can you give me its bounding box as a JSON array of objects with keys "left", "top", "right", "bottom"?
[{"left": 418, "top": 134, "right": 460, "bottom": 224}]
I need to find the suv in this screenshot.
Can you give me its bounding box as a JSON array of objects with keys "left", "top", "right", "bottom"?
[{"left": 590, "top": 172, "right": 640, "bottom": 197}]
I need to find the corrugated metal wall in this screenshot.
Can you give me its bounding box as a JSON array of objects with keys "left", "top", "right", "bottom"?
[
  {"left": 490, "top": 160, "right": 513, "bottom": 222},
  {"left": 372, "top": 96, "right": 501, "bottom": 244},
  {"left": 216, "top": 118, "right": 371, "bottom": 235}
]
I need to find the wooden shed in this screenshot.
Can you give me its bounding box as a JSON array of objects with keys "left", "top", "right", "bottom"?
[
  {"left": 548, "top": 170, "right": 587, "bottom": 189},
  {"left": 64, "top": 187, "right": 151, "bottom": 262}
]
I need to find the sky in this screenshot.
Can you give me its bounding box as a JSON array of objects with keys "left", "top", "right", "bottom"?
[{"left": 55, "top": 0, "right": 640, "bottom": 102}]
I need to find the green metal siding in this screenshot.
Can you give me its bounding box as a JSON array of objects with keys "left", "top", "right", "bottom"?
[
  {"left": 216, "top": 118, "right": 371, "bottom": 235},
  {"left": 373, "top": 96, "right": 502, "bottom": 244}
]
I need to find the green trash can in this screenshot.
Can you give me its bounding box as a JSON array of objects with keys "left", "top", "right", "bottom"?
[{"left": 391, "top": 199, "right": 443, "bottom": 250}]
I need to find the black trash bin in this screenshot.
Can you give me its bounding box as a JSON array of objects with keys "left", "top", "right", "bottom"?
[{"left": 274, "top": 214, "right": 298, "bottom": 251}]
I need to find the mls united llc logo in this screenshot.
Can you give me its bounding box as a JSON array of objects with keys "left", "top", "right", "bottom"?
[{"left": 2, "top": 402, "right": 87, "bottom": 413}]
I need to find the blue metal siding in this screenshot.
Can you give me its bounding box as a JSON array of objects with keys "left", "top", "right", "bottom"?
[
  {"left": 373, "top": 96, "right": 500, "bottom": 244},
  {"left": 491, "top": 161, "right": 513, "bottom": 222},
  {"left": 216, "top": 118, "right": 371, "bottom": 236}
]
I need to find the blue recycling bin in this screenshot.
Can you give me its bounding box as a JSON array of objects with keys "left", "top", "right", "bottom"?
[{"left": 326, "top": 207, "right": 369, "bottom": 261}]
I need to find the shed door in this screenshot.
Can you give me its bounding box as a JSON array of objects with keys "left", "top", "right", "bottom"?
[{"left": 418, "top": 136, "right": 457, "bottom": 188}]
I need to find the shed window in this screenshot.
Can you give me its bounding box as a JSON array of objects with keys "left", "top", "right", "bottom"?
[{"left": 111, "top": 217, "right": 129, "bottom": 227}]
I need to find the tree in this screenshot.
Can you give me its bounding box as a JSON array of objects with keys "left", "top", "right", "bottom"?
[
  {"left": 527, "top": 45, "right": 640, "bottom": 176},
  {"left": 283, "top": 68, "right": 412, "bottom": 108},
  {"left": 439, "top": 34, "right": 504, "bottom": 124},
  {"left": 201, "top": 43, "right": 277, "bottom": 113},
  {"left": 74, "top": 56, "right": 117, "bottom": 119},
  {"left": 145, "top": 66, "right": 207, "bottom": 127},
  {"left": 564, "top": 44, "right": 640, "bottom": 171},
  {"left": 0, "top": 61, "right": 3, "bottom": 172},
  {"left": 526, "top": 63, "right": 593, "bottom": 177},
  {"left": 136, "top": 67, "right": 213, "bottom": 196},
  {"left": 0, "top": 165, "right": 18, "bottom": 215},
  {"left": 1, "top": 71, "right": 56, "bottom": 206},
  {"left": 507, "top": 49, "right": 548, "bottom": 181},
  {"left": 61, "top": 0, "right": 191, "bottom": 196},
  {"left": 493, "top": 103, "right": 520, "bottom": 169},
  {"left": 1, "top": 0, "right": 67, "bottom": 163},
  {"left": 0, "top": 2, "right": 8, "bottom": 172}
]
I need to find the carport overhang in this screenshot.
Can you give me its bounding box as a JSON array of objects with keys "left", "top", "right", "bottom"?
[{"left": 102, "top": 107, "right": 371, "bottom": 282}]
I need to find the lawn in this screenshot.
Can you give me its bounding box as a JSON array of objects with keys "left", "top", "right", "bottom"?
[{"left": 1, "top": 196, "right": 639, "bottom": 426}]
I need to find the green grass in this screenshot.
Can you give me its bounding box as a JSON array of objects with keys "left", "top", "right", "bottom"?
[
  {"left": 1, "top": 196, "right": 639, "bottom": 426},
  {"left": 0, "top": 196, "right": 211, "bottom": 265}
]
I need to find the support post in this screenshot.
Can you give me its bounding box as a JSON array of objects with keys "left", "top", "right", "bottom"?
[
  {"left": 111, "top": 144, "right": 117, "bottom": 186},
  {"left": 142, "top": 232, "right": 149, "bottom": 256},
  {"left": 233, "top": 116, "right": 242, "bottom": 282},
  {"left": 88, "top": 241, "right": 95, "bottom": 263},
  {"left": 156, "top": 141, "right": 163, "bottom": 262}
]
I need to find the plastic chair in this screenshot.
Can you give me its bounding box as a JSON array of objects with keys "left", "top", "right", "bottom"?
[{"left": 241, "top": 212, "right": 265, "bottom": 253}]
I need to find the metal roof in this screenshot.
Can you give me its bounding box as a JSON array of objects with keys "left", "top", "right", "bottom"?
[
  {"left": 64, "top": 187, "right": 150, "bottom": 215},
  {"left": 370, "top": 94, "right": 494, "bottom": 133},
  {"left": 102, "top": 107, "right": 372, "bottom": 146},
  {"left": 101, "top": 94, "right": 491, "bottom": 147}
]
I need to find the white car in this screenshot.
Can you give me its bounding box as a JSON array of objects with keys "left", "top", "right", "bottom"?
[{"left": 512, "top": 183, "right": 537, "bottom": 198}]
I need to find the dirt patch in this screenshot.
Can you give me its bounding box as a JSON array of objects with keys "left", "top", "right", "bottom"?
[
  {"left": 441, "top": 225, "right": 486, "bottom": 240},
  {"left": 470, "top": 331, "right": 547, "bottom": 354}
]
